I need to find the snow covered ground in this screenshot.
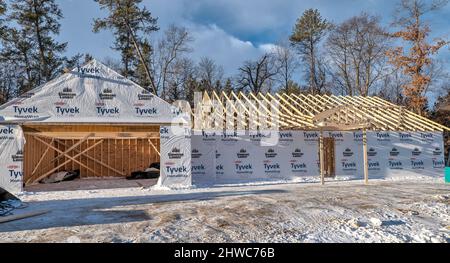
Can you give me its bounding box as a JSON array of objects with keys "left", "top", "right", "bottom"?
[{"left": 0, "top": 176, "right": 449, "bottom": 243}]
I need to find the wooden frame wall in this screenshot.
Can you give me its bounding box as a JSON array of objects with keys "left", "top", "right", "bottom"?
[{"left": 22, "top": 124, "right": 161, "bottom": 185}]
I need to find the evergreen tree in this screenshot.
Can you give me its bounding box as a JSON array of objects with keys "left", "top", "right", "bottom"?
[
  {"left": 290, "top": 9, "right": 330, "bottom": 94},
  {"left": 93, "top": 0, "right": 159, "bottom": 93},
  {"left": 9, "top": 0, "right": 68, "bottom": 84}
]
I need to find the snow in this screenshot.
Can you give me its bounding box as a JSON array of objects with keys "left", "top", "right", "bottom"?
[{"left": 0, "top": 175, "right": 448, "bottom": 243}]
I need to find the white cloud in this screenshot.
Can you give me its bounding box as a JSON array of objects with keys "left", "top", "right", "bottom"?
[{"left": 187, "top": 24, "right": 271, "bottom": 76}]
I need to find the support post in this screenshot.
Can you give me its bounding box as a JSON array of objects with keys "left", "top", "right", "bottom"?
[
  {"left": 319, "top": 130, "right": 325, "bottom": 185},
  {"left": 363, "top": 128, "right": 369, "bottom": 185}
]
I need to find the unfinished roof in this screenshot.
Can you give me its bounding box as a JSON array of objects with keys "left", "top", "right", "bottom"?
[{"left": 194, "top": 91, "right": 450, "bottom": 132}]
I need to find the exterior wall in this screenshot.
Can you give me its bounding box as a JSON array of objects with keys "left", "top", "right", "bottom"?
[
  {"left": 0, "top": 124, "right": 24, "bottom": 193},
  {"left": 158, "top": 126, "right": 192, "bottom": 187},
  {"left": 191, "top": 130, "right": 320, "bottom": 184},
  {"left": 366, "top": 131, "right": 445, "bottom": 178},
  {"left": 191, "top": 130, "right": 445, "bottom": 184}
]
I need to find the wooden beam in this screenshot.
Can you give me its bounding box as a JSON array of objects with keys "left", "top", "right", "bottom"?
[
  {"left": 319, "top": 130, "right": 325, "bottom": 185},
  {"left": 148, "top": 139, "right": 160, "bottom": 156},
  {"left": 54, "top": 140, "right": 126, "bottom": 176},
  {"left": 31, "top": 138, "right": 54, "bottom": 176},
  {"left": 47, "top": 133, "right": 93, "bottom": 164},
  {"left": 363, "top": 128, "right": 369, "bottom": 185},
  {"left": 30, "top": 137, "right": 104, "bottom": 184}
]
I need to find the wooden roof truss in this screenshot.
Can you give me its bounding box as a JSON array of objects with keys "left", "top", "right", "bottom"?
[{"left": 193, "top": 92, "right": 449, "bottom": 132}]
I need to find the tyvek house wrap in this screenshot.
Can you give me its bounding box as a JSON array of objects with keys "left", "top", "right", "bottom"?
[
  {"left": 0, "top": 124, "right": 24, "bottom": 193},
  {"left": 0, "top": 59, "right": 189, "bottom": 125}
]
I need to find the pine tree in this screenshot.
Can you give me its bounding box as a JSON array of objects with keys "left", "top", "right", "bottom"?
[
  {"left": 290, "top": 9, "right": 330, "bottom": 94},
  {"left": 93, "top": 0, "right": 159, "bottom": 93},
  {"left": 9, "top": 0, "right": 68, "bottom": 85}
]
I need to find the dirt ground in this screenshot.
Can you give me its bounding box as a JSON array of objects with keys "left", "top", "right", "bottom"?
[{"left": 0, "top": 178, "right": 449, "bottom": 243}]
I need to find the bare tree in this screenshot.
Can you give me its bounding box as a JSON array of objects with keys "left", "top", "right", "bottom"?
[
  {"left": 237, "top": 53, "right": 278, "bottom": 94},
  {"left": 196, "top": 57, "right": 224, "bottom": 93},
  {"left": 326, "top": 13, "right": 390, "bottom": 96},
  {"left": 273, "top": 41, "right": 299, "bottom": 91},
  {"left": 153, "top": 24, "right": 193, "bottom": 100},
  {"left": 166, "top": 57, "right": 196, "bottom": 102},
  {"left": 0, "top": 62, "right": 18, "bottom": 104}
]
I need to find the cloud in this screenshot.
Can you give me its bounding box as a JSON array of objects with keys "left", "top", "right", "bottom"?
[{"left": 187, "top": 24, "right": 274, "bottom": 76}]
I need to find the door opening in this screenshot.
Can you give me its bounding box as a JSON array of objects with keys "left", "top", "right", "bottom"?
[{"left": 323, "top": 137, "right": 336, "bottom": 177}]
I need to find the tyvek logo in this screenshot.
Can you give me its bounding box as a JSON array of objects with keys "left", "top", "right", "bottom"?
[
  {"left": 191, "top": 149, "right": 202, "bottom": 159},
  {"left": 235, "top": 163, "right": 253, "bottom": 174},
  {"left": 279, "top": 132, "right": 293, "bottom": 139},
  {"left": 376, "top": 132, "right": 390, "bottom": 141},
  {"left": 165, "top": 166, "right": 188, "bottom": 177},
  {"left": 367, "top": 148, "right": 377, "bottom": 157},
  {"left": 171, "top": 107, "right": 183, "bottom": 116},
  {"left": 292, "top": 148, "right": 304, "bottom": 158},
  {"left": 304, "top": 132, "right": 319, "bottom": 141},
  {"left": 135, "top": 107, "right": 158, "bottom": 116},
  {"left": 432, "top": 160, "right": 444, "bottom": 168},
  {"left": 8, "top": 165, "right": 23, "bottom": 180},
  {"left": 410, "top": 160, "right": 424, "bottom": 169},
  {"left": 342, "top": 161, "right": 356, "bottom": 171},
  {"left": 265, "top": 148, "right": 277, "bottom": 158},
  {"left": 160, "top": 127, "right": 169, "bottom": 134},
  {"left": 13, "top": 106, "right": 38, "bottom": 115},
  {"left": 237, "top": 149, "right": 250, "bottom": 158},
  {"left": 221, "top": 131, "right": 238, "bottom": 142},
  {"left": 96, "top": 107, "right": 119, "bottom": 116},
  {"left": 0, "top": 126, "right": 14, "bottom": 135},
  {"left": 192, "top": 164, "right": 205, "bottom": 173},
  {"left": 368, "top": 161, "right": 380, "bottom": 171},
  {"left": 343, "top": 148, "right": 354, "bottom": 157},
  {"left": 56, "top": 106, "right": 80, "bottom": 116},
  {"left": 99, "top": 88, "right": 116, "bottom": 100},
  {"left": 291, "top": 162, "right": 307, "bottom": 172},
  {"left": 388, "top": 160, "right": 403, "bottom": 169},
  {"left": 264, "top": 163, "right": 281, "bottom": 174},
  {"left": 328, "top": 132, "right": 343, "bottom": 139},
  {"left": 168, "top": 148, "right": 184, "bottom": 159},
  {"left": 58, "top": 87, "right": 76, "bottom": 99},
  {"left": 412, "top": 148, "right": 421, "bottom": 156},
  {"left": 353, "top": 132, "right": 363, "bottom": 141},
  {"left": 77, "top": 66, "right": 100, "bottom": 74},
  {"left": 215, "top": 150, "right": 221, "bottom": 159},
  {"left": 250, "top": 131, "right": 270, "bottom": 139},
  {"left": 420, "top": 133, "right": 433, "bottom": 141},
  {"left": 399, "top": 132, "right": 412, "bottom": 141},
  {"left": 202, "top": 130, "right": 216, "bottom": 137}
]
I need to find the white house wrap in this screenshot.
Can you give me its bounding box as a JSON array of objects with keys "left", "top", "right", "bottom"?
[
  {"left": 159, "top": 126, "right": 192, "bottom": 187},
  {"left": 0, "top": 124, "right": 24, "bottom": 193}
]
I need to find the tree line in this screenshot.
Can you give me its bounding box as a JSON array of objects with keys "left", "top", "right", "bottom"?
[{"left": 0, "top": 0, "right": 449, "bottom": 117}]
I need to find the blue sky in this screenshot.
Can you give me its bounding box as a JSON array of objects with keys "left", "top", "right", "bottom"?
[{"left": 58, "top": 0, "right": 449, "bottom": 78}]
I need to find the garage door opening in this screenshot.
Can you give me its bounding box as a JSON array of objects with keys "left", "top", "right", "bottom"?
[{"left": 22, "top": 124, "right": 161, "bottom": 191}]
